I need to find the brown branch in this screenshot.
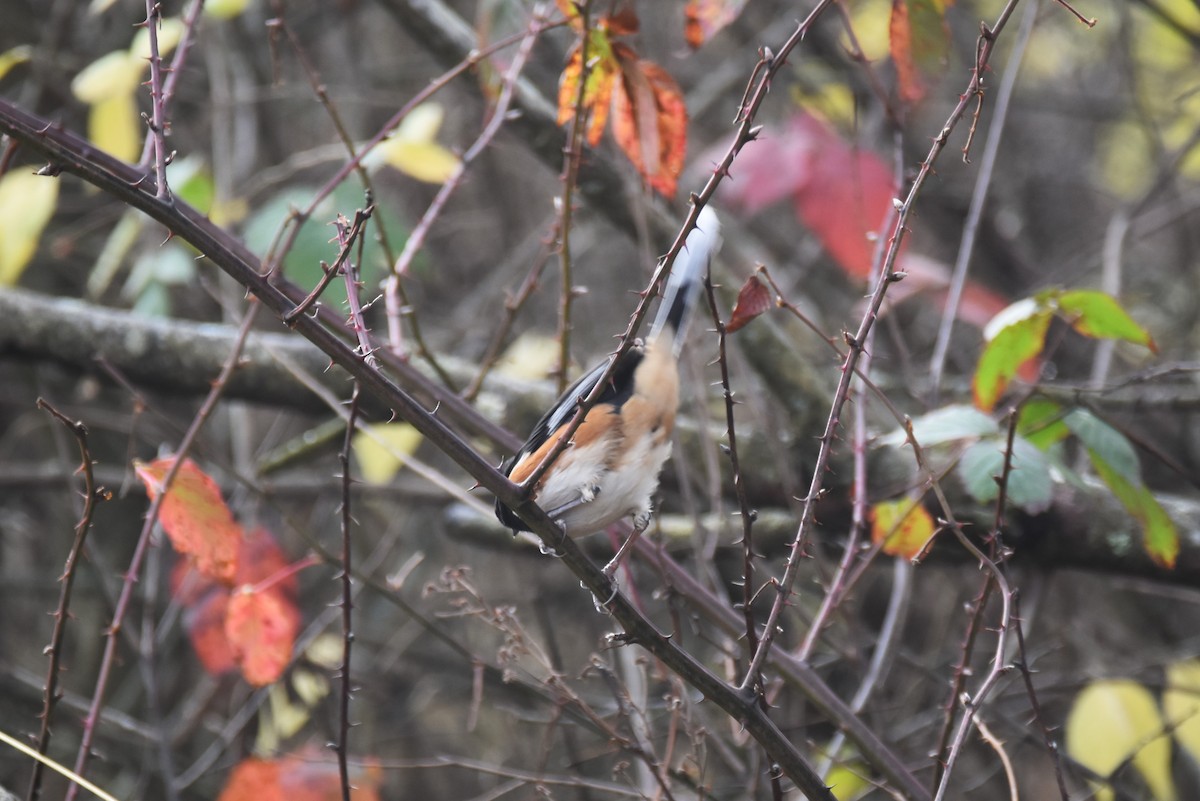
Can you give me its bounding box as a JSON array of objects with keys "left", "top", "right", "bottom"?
[{"left": 26, "top": 400, "right": 107, "bottom": 801}]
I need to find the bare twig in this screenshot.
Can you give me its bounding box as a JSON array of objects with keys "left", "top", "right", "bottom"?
[
  {"left": 139, "top": 1, "right": 171, "bottom": 199},
  {"left": 27, "top": 400, "right": 107, "bottom": 801},
  {"left": 138, "top": 0, "right": 204, "bottom": 167},
  {"left": 928, "top": 0, "right": 1039, "bottom": 401},
  {"left": 337, "top": 387, "right": 360, "bottom": 801}
]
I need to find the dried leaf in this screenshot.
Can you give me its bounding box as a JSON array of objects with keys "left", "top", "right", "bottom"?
[
  {"left": 135, "top": 457, "right": 240, "bottom": 583},
  {"left": 279, "top": 747, "right": 382, "bottom": 801},
  {"left": 612, "top": 55, "right": 687, "bottom": 198},
  {"left": 225, "top": 585, "right": 301, "bottom": 686},
  {"left": 726, "top": 274, "right": 771, "bottom": 333}
]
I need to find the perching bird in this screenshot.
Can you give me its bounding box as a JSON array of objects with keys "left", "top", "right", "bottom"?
[{"left": 495, "top": 206, "right": 721, "bottom": 574}]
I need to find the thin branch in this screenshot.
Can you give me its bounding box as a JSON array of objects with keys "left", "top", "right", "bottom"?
[
  {"left": 139, "top": 1, "right": 171, "bottom": 199},
  {"left": 27, "top": 400, "right": 107, "bottom": 801},
  {"left": 138, "top": 0, "right": 204, "bottom": 167},
  {"left": 337, "top": 387, "right": 360, "bottom": 801},
  {"left": 928, "top": 0, "right": 1039, "bottom": 400}
]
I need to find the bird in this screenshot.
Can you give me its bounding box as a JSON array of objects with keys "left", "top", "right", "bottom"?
[{"left": 495, "top": 206, "right": 721, "bottom": 576}]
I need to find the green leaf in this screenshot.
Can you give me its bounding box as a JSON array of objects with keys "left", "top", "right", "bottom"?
[
  {"left": 879, "top": 404, "right": 998, "bottom": 447},
  {"left": 243, "top": 184, "right": 408, "bottom": 311},
  {"left": 1065, "top": 409, "right": 1140, "bottom": 484},
  {"left": 973, "top": 306, "right": 1051, "bottom": 411},
  {"left": 956, "top": 437, "right": 1054, "bottom": 513},
  {"left": 1089, "top": 450, "right": 1179, "bottom": 569},
  {"left": 1017, "top": 398, "right": 1070, "bottom": 450},
  {"left": 1056, "top": 289, "right": 1157, "bottom": 352}
]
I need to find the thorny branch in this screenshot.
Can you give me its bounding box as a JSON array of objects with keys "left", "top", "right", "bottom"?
[{"left": 27, "top": 400, "right": 107, "bottom": 801}]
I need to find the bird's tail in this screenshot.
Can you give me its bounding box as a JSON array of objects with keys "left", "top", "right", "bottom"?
[{"left": 649, "top": 206, "right": 722, "bottom": 355}]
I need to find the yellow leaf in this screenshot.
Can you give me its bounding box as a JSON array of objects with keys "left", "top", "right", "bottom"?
[
  {"left": 0, "top": 170, "right": 59, "bottom": 285},
  {"left": 395, "top": 102, "right": 445, "bottom": 142},
  {"left": 204, "top": 0, "right": 250, "bottom": 20},
  {"left": 0, "top": 45, "right": 32, "bottom": 80},
  {"left": 842, "top": 0, "right": 891, "bottom": 61},
  {"left": 1165, "top": 660, "right": 1200, "bottom": 767},
  {"left": 89, "top": 93, "right": 141, "bottom": 163},
  {"left": 495, "top": 334, "right": 561, "bottom": 381},
  {"left": 72, "top": 50, "right": 143, "bottom": 103},
  {"left": 353, "top": 423, "right": 424, "bottom": 485},
  {"left": 869, "top": 497, "right": 934, "bottom": 559},
  {"left": 364, "top": 103, "right": 461, "bottom": 183},
  {"left": 1066, "top": 680, "right": 1175, "bottom": 801},
  {"left": 209, "top": 197, "right": 250, "bottom": 227},
  {"left": 371, "top": 141, "right": 460, "bottom": 184},
  {"left": 130, "top": 18, "right": 186, "bottom": 60},
  {"left": 825, "top": 764, "right": 869, "bottom": 801},
  {"left": 86, "top": 0, "right": 120, "bottom": 14}
]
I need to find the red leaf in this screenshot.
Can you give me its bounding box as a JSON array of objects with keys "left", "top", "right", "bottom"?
[
  {"left": 726, "top": 275, "right": 772, "bottom": 333},
  {"left": 557, "top": 39, "right": 620, "bottom": 146},
  {"left": 225, "top": 585, "right": 301, "bottom": 686},
  {"left": 712, "top": 113, "right": 1012, "bottom": 328},
  {"left": 135, "top": 457, "right": 240, "bottom": 583},
  {"left": 611, "top": 54, "right": 687, "bottom": 198},
  {"left": 185, "top": 589, "right": 238, "bottom": 675},
  {"left": 218, "top": 758, "right": 284, "bottom": 801},
  {"left": 171, "top": 527, "right": 299, "bottom": 677},
  {"left": 684, "top": 0, "right": 748, "bottom": 49}
]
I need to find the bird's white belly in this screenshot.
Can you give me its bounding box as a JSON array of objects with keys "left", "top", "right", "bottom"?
[{"left": 535, "top": 437, "right": 673, "bottom": 535}]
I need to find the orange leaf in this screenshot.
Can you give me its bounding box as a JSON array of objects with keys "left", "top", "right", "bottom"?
[
  {"left": 557, "top": 39, "right": 620, "bottom": 146},
  {"left": 890, "top": 0, "right": 949, "bottom": 104},
  {"left": 870, "top": 498, "right": 935, "bottom": 559},
  {"left": 135, "top": 457, "right": 240, "bottom": 583},
  {"left": 684, "top": 0, "right": 748, "bottom": 49},
  {"left": 171, "top": 527, "right": 298, "bottom": 676},
  {"left": 225, "top": 585, "right": 301, "bottom": 686},
  {"left": 186, "top": 589, "right": 238, "bottom": 675},
  {"left": 218, "top": 758, "right": 285, "bottom": 801},
  {"left": 726, "top": 274, "right": 772, "bottom": 333},
  {"left": 612, "top": 55, "right": 687, "bottom": 198},
  {"left": 279, "top": 747, "right": 383, "bottom": 801}
]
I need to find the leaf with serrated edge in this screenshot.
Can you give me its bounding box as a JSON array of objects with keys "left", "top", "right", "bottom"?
[
  {"left": 225, "top": 586, "right": 300, "bottom": 686},
  {"left": 135, "top": 457, "right": 240, "bottom": 583}
]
